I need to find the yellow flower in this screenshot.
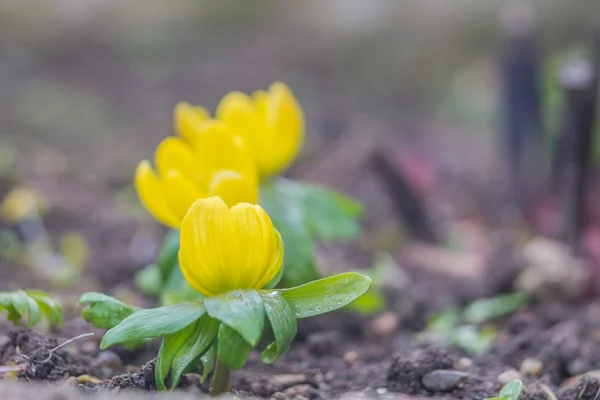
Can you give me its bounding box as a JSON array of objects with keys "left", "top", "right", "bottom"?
[
  {"left": 1, "top": 187, "right": 45, "bottom": 223},
  {"left": 216, "top": 82, "right": 304, "bottom": 178},
  {"left": 135, "top": 112, "right": 258, "bottom": 229},
  {"left": 179, "top": 197, "right": 284, "bottom": 296}
]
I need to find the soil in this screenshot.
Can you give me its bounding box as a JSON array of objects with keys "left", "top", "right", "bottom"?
[{"left": 3, "top": 269, "right": 600, "bottom": 400}]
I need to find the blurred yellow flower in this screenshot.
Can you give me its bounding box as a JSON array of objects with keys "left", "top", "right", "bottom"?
[
  {"left": 135, "top": 115, "right": 258, "bottom": 229},
  {"left": 179, "top": 196, "right": 283, "bottom": 296},
  {"left": 216, "top": 82, "right": 304, "bottom": 178},
  {"left": 1, "top": 187, "right": 45, "bottom": 223}
]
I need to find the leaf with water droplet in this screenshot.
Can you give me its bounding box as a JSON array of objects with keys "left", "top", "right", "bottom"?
[
  {"left": 259, "top": 292, "right": 297, "bottom": 363},
  {"left": 204, "top": 289, "right": 265, "bottom": 346},
  {"left": 279, "top": 272, "right": 372, "bottom": 318}
]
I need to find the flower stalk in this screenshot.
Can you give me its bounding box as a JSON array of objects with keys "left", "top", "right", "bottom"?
[{"left": 210, "top": 358, "right": 231, "bottom": 396}]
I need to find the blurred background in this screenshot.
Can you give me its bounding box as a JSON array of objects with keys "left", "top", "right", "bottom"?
[{"left": 1, "top": 0, "right": 599, "bottom": 299}]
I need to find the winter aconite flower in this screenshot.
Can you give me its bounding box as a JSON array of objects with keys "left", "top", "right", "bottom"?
[
  {"left": 179, "top": 196, "right": 283, "bottom": 296},
  {"left": 216, "top": 82, "right": 304, "bottom": 179},
  {"left": 1, "top": 187, "right": 45, "bottom": 223},
  {"left": 135, "top": 115, "right": 258, "bottom": 229}
]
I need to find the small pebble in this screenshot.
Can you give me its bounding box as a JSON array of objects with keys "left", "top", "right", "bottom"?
[
  {"left": 520, "top": 358, "right": 543, "bottom": 377},
  {"left": 283, "top": 383, "right": 312, "bottom": 398},
  {"left": 421, "top": 369, "right": 469, "bottom": 392},
  {"left": 344, "top": 351, "right": 359, "bottom": 366},
  {"left": 498, "top": 370, "right": 523, "bottom": 386},
  {"left": 455, "top": 357, "right": 473, "bottom": 371},
  {"left": 81, "top": 341, "right": 97, "bottom": 354},
  {"left": 63, "top": 376, "right": 79, "bottom": 387},
  {"left": 0, "top": 335, "right": 11, "bottom": 349},
  {"left": 376, "top": 387, "right": 388, "bottom": 394},
  {"left": 371, "top": 312, "right": 400, "bottom": 337},
  {"left": 561, "top": 370, "right": 600, "bottom": 389},
  {"left": 273, "top": 374, "right": 308, "bottom": 387},
  {"left": 94, "top": 351, "right": 123, "bottom": 369}
]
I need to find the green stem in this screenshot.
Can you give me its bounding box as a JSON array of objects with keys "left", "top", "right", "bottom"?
[{"left": 209, "top": 358, "right": 231, "bottom": 396}]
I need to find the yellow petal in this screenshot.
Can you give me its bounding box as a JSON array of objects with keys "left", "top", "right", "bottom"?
[
  {"left": 192, "top": 120, "right": 258, "bottom": 180},
  {"left": 161, "top": 170, "right": 205, "bottom": 222},
  {"left": 225, "top": 203, "right": 281, "bottom": 290},
  {"left": 215, "top": 91, "right": 258, "bottom": 140},
  {"left": 207, "top": 170, "right": 258, "bottom": 207},
  {"left": 179, "top": 197, "right": 232, "bottom": 296},
  {"left": 154, "top": 137, "right": 205, "bottom": 184},
  {"left": 0, "top": 188, "right": 44, "bottom": 222},
  {"left": 178, "top": 197, "right": 283, "bottom": 296},
  {"left": 261, "top": 82, "right": 305, "bottom": 177},
  {"left": 174, "top": 102, "right": 209, "bottom": 144},
  {"left": 134, "top": 161, "right": 180, "bottom": 228},
  {"left": 215, "top": 91, "right": 264, "bottom": 163}
]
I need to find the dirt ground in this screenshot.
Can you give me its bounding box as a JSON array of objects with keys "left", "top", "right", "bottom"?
[{"left": 2, "top": 2, "right": 600, "bottom": 399}]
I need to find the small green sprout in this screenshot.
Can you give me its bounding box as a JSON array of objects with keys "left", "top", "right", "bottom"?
[
  {"left": 488, "top": 379, "right": 523, "bottom": 400},
  {"left": 417, "top": 292, "right": 528, "bottom": 355},
  {"left": 0, "top": 289, "right": 62, "bottom": 328},
  {"left": 98, "top": 197, "right": 372, "bottom": 395}
]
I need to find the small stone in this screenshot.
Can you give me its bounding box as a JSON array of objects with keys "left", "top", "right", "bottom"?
[
  {"left": 283, "top": 383, "right": 311, "bottom": 398},
  {"left": 421, "top": 369, "right": 469, "bottom": 392},
  {"left": 561, "top": 370, "right": 600, "bottom": 389},
  {"left": 376, "top": 387, "right": 388, "bottom": 394},
  {"left": 94, "top": 351, "right": 122, "bottom": 369},
  {"left": 455, "top": 357, "right": 473, "bottom": 371},
  {"left": 0, "top": 335, "right": 11, "bottom": 349},
  {"left": 344, "top": 351, "right": 359, "bottom": 366},
  {"left": 273, "top": 374, "right": 308, "bottom": 388},
  {"left": 520, "top": 358, "right": 543, "bottom": 377},
  {"left": 325, "top": 371, "right": 335, "bottom": 382},
  {"left": 183, "top": 373, "right": 204, "bottom": 392},
  {"left": 81, "top": 341, "right": 97, "bottom": 354},
  {"left": 371, "top": 312, "right": 400, "bottom": 337},
  {"left": 63, "top": 376, "right": 79, "bottom": 387},
  {"left": 498, "top": 370, "right": 523, "bottom": 386}
]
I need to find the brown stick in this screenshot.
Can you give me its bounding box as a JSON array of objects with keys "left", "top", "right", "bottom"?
[
  {"left": 370, "top": 150, "right": 440, "bottom": 244},
  {"left": 555, "top": 58, "right": 598, "bottom": 255},
  {"left": 499, "top": 4, "right": 544, "bottom": 212}
]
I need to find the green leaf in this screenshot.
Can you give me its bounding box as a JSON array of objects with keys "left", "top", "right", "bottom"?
[
  {"left": 498, "top": 379, "right": 523, "bottom": 400},
  {"left": 200, "top": 343, "right": 216, "bottom": 383},
  {"left": 135, "top": 264, "right": 163, "bottom": 297},
  {"left": 79, "top": 292, "right": 139, "bottom": 330},
  {"left": 262, "top": 179, "right": 362, "bottom": 243},
  {"left": 10, "top": 290, "right": 28, "bottom": 315},
  {"left": 259, "top": 180, "right": 320, "bottom": 287},
  {"left": 204, "top": 289, "right": 265, "bottom": 346},
  {"left": 171, "top": 315, "right": 219, "bottom": 388},
  {"left": 301, "top": 183, "right": 363, "bottom": 241},
  {"left": 26, "top": 297, "right": 40, "bottom": 328},
  {"left": 26, "top": 290, "right": 63, "bottom": 326},
  {"left": 155, "top": 323, "right": 196, "bottom": 391},
  {"left": 217, "top": 324, "right": 253, "bottom": 370},
  {"left": 451, "top": 325, "right": 497, "bottom": 355},
  {"left": 463, "top": 293, "right": 528, "bottom": 324},
  {"left": 259, "top": 292, "right": 297, "bottom": 363},
  {"left": 155, "top": 314, "right": 219, "bottom": 390},
  {"left": 101, "top": 301, "right": 205, "bottom": 349},
  {"left": 280, "top": 272, "right": 372, "bottom": 318},
  {"left": 346, "top": 288, "right": 385, "bottom": 314},
  {"left": 0, "top": 290, "right": 62, "bottom": 327},
  {"left": 276, "top": 224, "right": 319, "bottom": 286},
  {"left": 157, "top": 230, "right": 180, "bottom": 283}
]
